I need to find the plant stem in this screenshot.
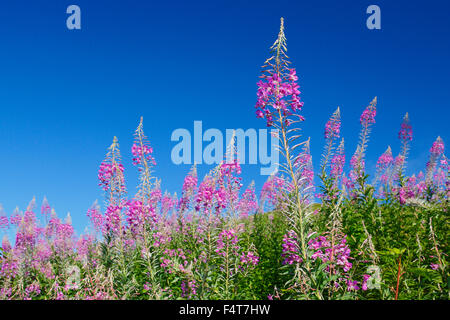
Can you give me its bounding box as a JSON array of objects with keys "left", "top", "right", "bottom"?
[{"left": 395, "top": 255, "right": 402, "bottom": 300}]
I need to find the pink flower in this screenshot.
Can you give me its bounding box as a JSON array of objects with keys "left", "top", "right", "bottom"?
[
  {"left": 377, "top": 147, "right": 394, "bottom": 169},
  {"left": 260, "top": 175, "right": 285, "bottom": 209},
  {"left": 195, "top": 177, "right": 215, "bottom": 213},
  {"left": 215, "top": 229, "right": 239, "bottom": 257},
  {"left": 126, "top": 200, "right": 157, "bottom": 236},
  {"left": 255, "top": 26, "right": 304, "bottom": 127},
  {"left": 240, "top": 251, "right": 259, "bottom": 266},
  {"left": 98, "top": 162, "right": 125, "bottom": 191},
  {"left": 426, "top": 136, "right": 445, "bottom": 183},
  {"left": 41, "top": 197, "right": 51, "bottom": 217},
  {"left": 362, "top": 274, "right": 371, "bottom": 291},
  {"left": 330, "top": 139, "right": 345, "bottom": 179},
  {"left": 0, "top": 215, "right": 8, "bottom": 229},
  {"left": 288, "top": 69, "right": 298, "bottom": 81},
  {"left": 430, "top": 136, "right": 444, "bottom": 157},
  {"left": 238, "top": 184, "right": 258, "bottom": 218},
  {"left": 281, "top": 230, "right": 302, "bottom": 265},
  {"left": 161, "top": 194, "right": 175, "bottom": 214},
  {"left": 360, "top": 103, "right": 377, "bottom": 126},
  {"left": 398, "top": 113, "right": 413, "bottom": 142},
  {"left": 347, "top": 280, "right": 359, "bottom": 291},
  {"left": 131, "top": 143, "right": 155, "bottom": 167},
  {"left": 86, "top": 201, "right": 103, "bottom": 233},
  {"left": 2, "top": 235, "right": 11, "bottom": 252},
  {"left": 25, "top": 284, "right": 41, "bottom": 297},
  {"left": 182, "top": 173, "right": 198, "bottom": 195},
  {"left": 324, "top": 108, "right": 341, "bottom": 140},
  {"left": 104, "top": 204, "right": 123, "bottom": 235},
  {"left": 307, "top": 235, "right": 353, "bottom": 274}
]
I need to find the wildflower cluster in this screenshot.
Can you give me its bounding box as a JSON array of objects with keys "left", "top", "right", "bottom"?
[{"left": 0, "top": 18, "right": 447, "bottom": 301}]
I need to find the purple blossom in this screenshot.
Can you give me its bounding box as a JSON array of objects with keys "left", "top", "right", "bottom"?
[
  {"left": 362, "top": 274, "right": 371, "bottom": 291},
  {"left": 240, "top": 251, "right": 259, "bottom": 266},
  {"left": 215, "top": 229, "right": 239, "bottom": 257},
  {"left": 347, "top": 280, "right": 359, "bottom": 291},
  {"left": 398, "top": 113, "right": 413, "bottom": 142},
  {"left": 86, "top": 201, "right": 103, "bottom": 233},
  {"left": 360, "top": 102, "right": 377, "bottom": 126},
  {"left": 281, "top": 230, "right": 302, "bottom": 265},
  {"left": 430, "top": 136, "right": 444, "bottom": 157},
  {"left": 238, "top": 184, "right": 258, "bottom": 218},
  {"left": 325, "top": 107, "right": 341, "bottom": 140}
]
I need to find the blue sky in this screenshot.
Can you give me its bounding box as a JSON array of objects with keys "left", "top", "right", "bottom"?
[{"left": 0, "top": 0, "right": 449, "bottom": 236}]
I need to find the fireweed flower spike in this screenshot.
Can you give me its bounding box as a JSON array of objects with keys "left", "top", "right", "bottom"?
[
  {"left": 219, "top": 159, "right": 243, "bottom": 219},
  {"left": 354, "top": 97, "right": 377, "bottom": 178},
  {"left": 330, "top": 138, "right": 345, "bottom": 185},
  {"left": 237, "top": 182, "right": 258, "bottom": 218},
  {"left": 219, "top": 132, "right": 243, "bottom": 221},
  {"left": 255, "top": 18, "right": 304, "bottom": 128},
  {"left": 375, "top": 146, "right": 394, "bottom": 187},
  {"left": 395, "top": 113, "right": 413, "bottom": 183},
  {"left": 86, "top": 200, "right": 103, "bottom": 234},
  {"left": 321, "top": 107, "right": 341, "bottom": 172},
  {"left": 259, "top": 174, "right": 285, "bottom": 211},
  {"left": 195, "top": 174, "right": 216, "bottom": 214},
  {"left": 0, "top": 205, "right": 8, "bottom": 230},
  {"left": 398, "top": 113, "right": 413, "bottom": 145},
  {"left": 2, "top": 235, "right": 11, "bottom": 253},
  {"left": 346, "top": 146, "right": 362, "bottom": 197},
  {"left": 132, "top": 117, "right": 156, "bottom": 202},
  {"left": 318, "top": 109, "right": 342, "bottom": 203},
  {"left": 41, "top": 197, "right": 51, "bottom": 224},
  {"left": 426, "top": 136, "right": 445, "bottom": 184},
  {"left": 255, "top": 18, "right": 316, "bottom": 296},
  {"left": 436, "top": 155, "right": 449, "bottom": 196},
  {"left": 297, "top": 138, "right": 315, "bottom": 199},
  {"left": 98, "top": 136, "right": 126, "bottom": 236},
  {"left": 126, "top": 117, "right": 160, "bottom": 241},
  {"left": 178, "top": 165, "right": 198, "bottom": 214}
]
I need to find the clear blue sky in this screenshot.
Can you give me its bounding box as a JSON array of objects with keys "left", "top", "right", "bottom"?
[{"left": 0, "top": 0, "right": 449, "bottom": 235}]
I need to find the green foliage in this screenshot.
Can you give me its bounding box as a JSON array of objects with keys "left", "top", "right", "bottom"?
[{"left": 249, "top": 211, "right": 289, "bottom": 299}]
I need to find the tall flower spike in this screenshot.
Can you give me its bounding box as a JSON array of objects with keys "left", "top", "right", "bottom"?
[
  {"left": 133, "top": 117, "right": 156, "bottom": 203},
  {"left": 426, "top": 136, "right": 445, "bottom": 183},
  {"left": 9, "top": 206, "right": 21, "bottom": 226},
  {"left": 2, "top": 234, "right": 11, "bottom": 252},
  {"left": 259, "top": 174, "right": 285, "bottom": 211},
  {"left": 41, "top": 196, "right": 51, "bottom": 224},
  {"left": 321, "top": 107, "right": 341, "bottom": 171},
  {"left": 65, "top": 212, "right": 72, "bottom": 225},
  {"left": 375, "top": 146, "right": 394, "bottom": 186},
  {"left": 238, "top": 181, "right": 258, "bottom": 218},
  {"left": 395, "top": 113, "right": 413, "bottom": 181},
  {"left": 98, "top": 136, "right": 126, "bottom": 205},
  {"left": 179, "top": 164, "right": 198, "bottom": 213},
  {"left": 86, "top": 200, "right": 103, "bottom": 234},
  {"left": 255, "top": 19, "right": 313, "bottom": 294},
  {"left": 355, "top": 97, "right": 377, "bottom": 177},
  {"left": 298, "top": 138, "right": 314, "bottom": 198},
  {"left": 26, "top": 196, "right": 37, "bottom": 213},
  {"left": 255, "top": 17, "right": 304, "bottom": 127},
  {"left": 330, "top": 138, "right": 345, "bottom": 183},
  {"left": 0, "top": 204, "right": 8, "bottom": 229},
  {"left": 398, "top": 112, "right": 413, "bottom": 143},
  {"left": 219, "top": 132, "right": 243, "bottom": 219},
  {"left": 98, "top": 136, "right": 126, "bottom": 236}
]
